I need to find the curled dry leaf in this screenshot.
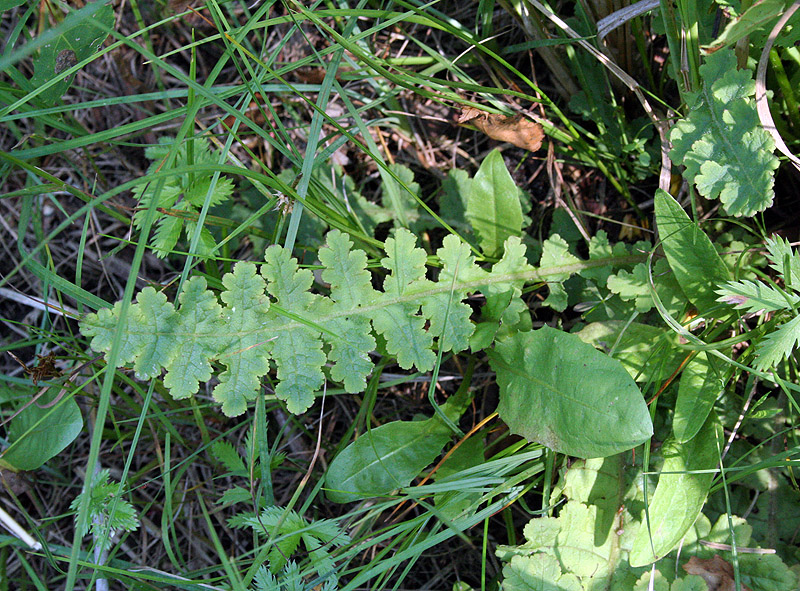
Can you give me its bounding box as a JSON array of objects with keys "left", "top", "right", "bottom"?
[
  {"left": 683, "top": 556, "right": 753, "bottom": 591},
  {"left": 457, "top": 107, "right": 544, "bottom": 152}
]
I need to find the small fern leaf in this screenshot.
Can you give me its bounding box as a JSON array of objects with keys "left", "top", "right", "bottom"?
[
  {"left": 765, "top": 235, "right": 800, "bottom": 289},
  {"left": 669, "top": 50, "right": 779, "bottom": 217},
  {"left": 262, "top": 245, "right": 326, "bottom": 414},
  {"left": 716, "top": 279, "right": 799, "bottom": 313},
  {"left": 151, "top": 210, "right": 184, "bottom": 257},
  {"left": 163, "top": 277, "right": 225, "bottom": 400},
  {"left": 253, "top": 566, "right": 279, "bottom": 591},
  {"left": 754, "top": 314, "right": 800, "bottom": 371},
  {"left": 211, "top": 440, "right": 247, "bottom": 476},
  {"left": 373, "top": 229, "right": 436, "bottom": 370},
  {"left": 318, "top": 230, "right": 377, "bottom": 392},
  {"left": 182, "top": 221, "right": 218, "bottom": 257},
  {"left": 215, "top": 263, "right": 274, "bottom": 416},
  {"left": 132, "top": 182, "right": 181, "bottom": 229},
  {"left": 185, "top": 176, "right": 234, "bottom": 207},
  {"left": 126, "top": 288, "right": 179, "bottom": 379},
  {"left": 423, "top": 235, "right": 481, "bottom": 352}
]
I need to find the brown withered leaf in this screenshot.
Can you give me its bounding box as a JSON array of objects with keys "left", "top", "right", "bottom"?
[
  {"left": 682, "top": 556, "right": 753, "bottom": 591},
  {"left": 457, "top": 107, "right": 544, "bottom": 152},
  {"left": 8, "top": 352, "right": 61, "bottom": 385}
]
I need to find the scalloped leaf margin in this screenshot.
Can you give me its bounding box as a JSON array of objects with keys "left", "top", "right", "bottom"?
[{"left": 80, "top": 229, "right": 531, "bottom": 416}]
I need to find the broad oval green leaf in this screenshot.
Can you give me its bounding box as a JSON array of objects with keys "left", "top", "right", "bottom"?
[
  {"left": 706, "top": 0, "right": 785, "bottom": 51},
  {"left": 575, "top": 321, "right": 683, "bottom": 385},
  {"left": 30, "top": 1, "right": 114, "bottom": 105},
  {"left": 1, "top": 388, "right": 83, "bottom": 471},
  {"left": 489, "top": 326, "right": 653, "bottom": 459},
  {"left": 466, "top": 149, "right": 523, "bottom": 257},
  {"left": 629, "top": 412, "right": 722, "bottom": 567},
  {"left": 655, "top": 190, "right": 730, "bottom": 312},
  {"left": 673, "top": 352, "right": 727, "bottom": 443},
  {"left": 325, "top": 417, "right": 451, "bottom": 503}
]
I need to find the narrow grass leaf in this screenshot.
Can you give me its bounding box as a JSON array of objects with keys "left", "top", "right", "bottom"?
[
  {"left": 630, "top": 412, "right": 722, "bottom": 567},
  {"left": 654, "top": 189, "right": 730, "bottom": 313},
  {"left": 673, "top": 352, "right": 726, "bottom": 443}
]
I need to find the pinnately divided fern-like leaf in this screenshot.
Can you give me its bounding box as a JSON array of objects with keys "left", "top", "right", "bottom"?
[
  {"left": 81, "top": 229, "right": 532, "bottom": 416},
  {"left": 717, "top": 235, "right": 800, "bottom": 371},
  {"left": 669, "top": 49, "right": 779, "bottom": 217}
]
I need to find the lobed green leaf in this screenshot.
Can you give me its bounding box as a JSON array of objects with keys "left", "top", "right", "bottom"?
[
  {"left": 82, "top": 229, "right": 509, "bottom": 416},
  {"left": 668, "top": 50, "right": 779, "bottom": 217}
]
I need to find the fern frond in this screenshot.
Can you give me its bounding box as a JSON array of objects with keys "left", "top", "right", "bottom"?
[
  {"left": 230, "top": 506, "right": 350, "bottom": 577},
  {"left": 81, "top": 228, "right": 639, "bottom": 417},
  {"left": 765, "top": 235, "right": 800, "bottom": 290},
  {"left": 131, "top": 135, "right": 235, "bottom": 258},
  {"left": 716, "top": 279, "right": 800, "bottom": 313},
  {"left": 539, "top": 234, "right": 580, "bottom": 312},
  {"left": 754, "top": 315, "right": 800, "bottom": 371}
]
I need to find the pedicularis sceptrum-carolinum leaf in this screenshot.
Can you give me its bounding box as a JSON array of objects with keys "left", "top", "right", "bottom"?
[
  {"left": 655, "top": 189, "right": 730, "bottom": 313},
  {"left": 82, "top": 227, "right": 647, "bottom": 418},
  {"left": 466, "top": 149, "right": 523, "bottom": 257},
  {"left": 489, "top": 325, "right": 653, "bottom": 459},
  {"left": 629, "top": 412, "right": 722, "bottom": 567},
  {"left": 668, "top": 49, "right": 779, "bottom": 217},
  {"left": 82, "top": 229, "right": 488, "bottom": 416}
]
